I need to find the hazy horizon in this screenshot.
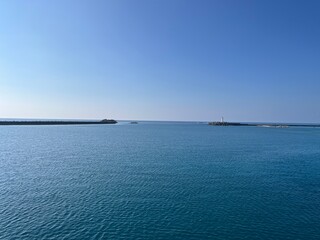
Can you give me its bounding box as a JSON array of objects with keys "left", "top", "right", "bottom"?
[{"left": 1, "top": 0, "right": 320, "bottom": 123}]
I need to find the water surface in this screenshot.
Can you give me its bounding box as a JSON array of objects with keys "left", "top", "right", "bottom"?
[{"left": 0, "top": 123, "right": 319, "bottom": 239}]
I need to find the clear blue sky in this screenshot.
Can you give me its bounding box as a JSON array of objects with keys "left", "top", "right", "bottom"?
[{"left": 0, "top": 0, "right": 319, "bottom": 122}]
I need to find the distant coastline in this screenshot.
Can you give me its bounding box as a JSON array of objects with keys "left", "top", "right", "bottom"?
[{"left": 0, "top": 119, "right": 117, "bottom": 126}]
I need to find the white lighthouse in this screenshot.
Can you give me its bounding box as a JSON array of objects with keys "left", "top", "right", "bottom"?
[{"left": 221, "top": 116, "right": 224, "bottom": 123}]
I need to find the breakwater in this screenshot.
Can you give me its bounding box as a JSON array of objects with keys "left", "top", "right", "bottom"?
[
  {"left": 208, "top": 122, "right": 320, "bottom": 128},
  {"left": 0, "top": 119, "right": 117, "bottom": 126}
]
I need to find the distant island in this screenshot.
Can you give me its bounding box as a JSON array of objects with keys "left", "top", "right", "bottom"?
[{"left": 0, "top": 119, "right": 117, "bottom": 126}]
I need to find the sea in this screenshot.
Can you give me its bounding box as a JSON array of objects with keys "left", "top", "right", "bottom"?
[{"left": 0, "top": 122, "right": 319, "bottom": 239}]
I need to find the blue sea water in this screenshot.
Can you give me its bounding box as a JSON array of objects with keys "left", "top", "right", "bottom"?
[{"left": 0, "top": 123, "right": 319, "bottom": 239}]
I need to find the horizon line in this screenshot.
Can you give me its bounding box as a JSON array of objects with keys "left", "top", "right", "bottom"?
[{"left": 0, "top": 117, "right": 319, "bottom": 125}]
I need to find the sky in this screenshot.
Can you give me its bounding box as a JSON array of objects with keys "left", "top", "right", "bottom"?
[{"left": 0, "top": 0, "right": 319, "bottom": 122}]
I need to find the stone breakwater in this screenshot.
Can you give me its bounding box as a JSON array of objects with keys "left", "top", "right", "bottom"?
[
  {"left": 0, "top": 119, "right": 117, "bottom": 126},
  {"left": 208, "top": 122, "right": 320, "bottom": 128}
]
